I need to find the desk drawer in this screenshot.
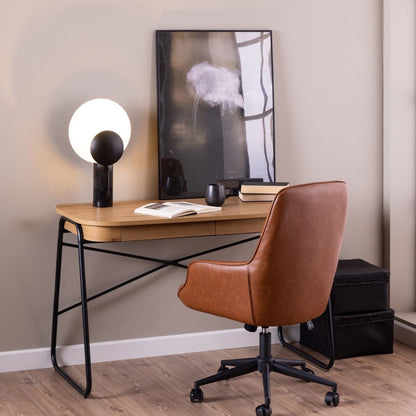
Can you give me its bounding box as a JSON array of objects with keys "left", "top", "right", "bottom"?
[
  {"left": 122, "top": 222, "right": 216, "bottom": 241},
  {"left": 215, "top": 218, "right": 265, "bottom": 235}
]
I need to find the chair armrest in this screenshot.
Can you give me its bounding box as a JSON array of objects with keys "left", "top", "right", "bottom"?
[{"left": 178, "top": 260, "right": 255, "bottom": 325}]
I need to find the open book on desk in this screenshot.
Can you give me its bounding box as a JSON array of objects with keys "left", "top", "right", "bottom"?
[{"left": 134, "top": 201, "right": 221, "bottom": 219}]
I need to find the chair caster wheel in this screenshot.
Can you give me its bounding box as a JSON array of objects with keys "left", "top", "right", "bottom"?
[
  {"left": 325, "top": 391, "right": 340, "bottom": 407},
  {"left": 255, "top": 404, "right": 272, "bottom": 416},
  {"left": 190, "top": 388, "right": 203, "bottom": 403}
]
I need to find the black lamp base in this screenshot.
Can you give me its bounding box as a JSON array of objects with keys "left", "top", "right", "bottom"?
[{"left": 93, "top": 163, "right": 113, "bottom": 207}]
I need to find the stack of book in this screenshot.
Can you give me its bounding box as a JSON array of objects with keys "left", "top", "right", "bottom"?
[{"left": 238, "top": 182, "right": 290, "bottom": 202}]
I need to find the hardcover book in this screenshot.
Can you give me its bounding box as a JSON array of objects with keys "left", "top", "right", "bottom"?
[
  {"left": 238, "top": 192, "right": 276, "bottom": 202},
  {"left": 240, "top": 182, "right": 289, "bottom": 194}
]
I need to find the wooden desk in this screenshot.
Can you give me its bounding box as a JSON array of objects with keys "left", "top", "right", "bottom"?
[
  {"left": 56, "top": 197, "right": 272, "bottom": 242},
  {"left": 51, "top": 197, "right": 272, "bottom": 397}
]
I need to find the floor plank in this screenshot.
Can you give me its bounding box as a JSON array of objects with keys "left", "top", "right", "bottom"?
[{"left": 0, "top": 341, "right": 416, "bottom": 415}]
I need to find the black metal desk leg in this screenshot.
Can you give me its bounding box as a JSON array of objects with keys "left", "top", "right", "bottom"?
[
  {"left": 51, "top": 217, "right": 92, "bottom": 397},
  {"left": 278, "top": 300, "right": 335, "bottom": 370}
]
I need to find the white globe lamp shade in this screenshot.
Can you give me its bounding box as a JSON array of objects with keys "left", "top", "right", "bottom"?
[{"left": 68, "top": 98, "right": 131, "bottom": 163}]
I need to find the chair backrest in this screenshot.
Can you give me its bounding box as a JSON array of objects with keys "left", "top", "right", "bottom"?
[{"left": 248, "top": 181, "right": 348, "bottom": 327}]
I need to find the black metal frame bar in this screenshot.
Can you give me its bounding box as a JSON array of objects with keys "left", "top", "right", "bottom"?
[
  {"left": 277, "top": 300, "right": 335, "bottom": 370},
  {"left": 51, "top": 217, "right": 92, "bottom": 397},
  {"left": 50, "top": 215, "right": 259, "bottom": 397}
]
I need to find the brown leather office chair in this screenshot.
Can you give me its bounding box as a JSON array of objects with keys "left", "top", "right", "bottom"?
[{"left": 178, "top": 181, "right": 348, "bottom": 416}]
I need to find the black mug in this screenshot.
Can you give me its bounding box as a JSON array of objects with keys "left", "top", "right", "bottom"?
[{"left": 205, "top": 183, "right": 231, "bottom": 207}]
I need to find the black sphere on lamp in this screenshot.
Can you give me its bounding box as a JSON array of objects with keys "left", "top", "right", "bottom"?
[{"left": 90, "top": 130, "right": 125, "bottom": 208}]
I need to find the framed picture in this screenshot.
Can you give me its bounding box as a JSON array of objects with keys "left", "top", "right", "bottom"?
[{"left": 156, "top": 30, "right": 275, "bottom": 199}]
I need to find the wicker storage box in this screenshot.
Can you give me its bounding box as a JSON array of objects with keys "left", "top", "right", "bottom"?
[
  {"left": 300, "top": 309, "right": 394, "bottom": 359},
  {"left": 331, "top": 259, "right": 389, "bottom": 315}
]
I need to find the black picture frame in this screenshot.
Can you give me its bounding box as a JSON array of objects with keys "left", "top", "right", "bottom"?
[{"left": 156, "top": 30, "right": 276, "bottom": 199}]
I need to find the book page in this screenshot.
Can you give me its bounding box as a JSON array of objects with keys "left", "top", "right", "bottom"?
[
  {"left": 134, "top": 203, "right": 194, "bottom": 218},
  {"left": 165, "top": 201, "right": 221, "bottom": 213}
]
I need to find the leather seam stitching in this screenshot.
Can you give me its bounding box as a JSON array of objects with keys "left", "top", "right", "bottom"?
[{"left": 247, "top": 265, "right": 256, "bottom": 325}]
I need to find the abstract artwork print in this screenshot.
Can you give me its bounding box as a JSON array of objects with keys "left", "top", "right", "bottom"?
[{"left": 156, "top": 30, "right": 275, "bottom": 199}]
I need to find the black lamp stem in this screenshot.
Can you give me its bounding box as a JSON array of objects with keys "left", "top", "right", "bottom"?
[{"left": 93, "top": 163, "right": 113, "bottom": 207}]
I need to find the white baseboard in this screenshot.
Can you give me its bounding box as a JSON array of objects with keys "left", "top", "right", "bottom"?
[
  {"left": 0, "top": 326, "right": 298, "bottom": 374},
  {"left": 394, "top": 319, "right": 416, "bottom": 348}
]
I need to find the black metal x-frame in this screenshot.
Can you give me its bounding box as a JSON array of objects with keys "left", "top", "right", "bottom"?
[{"left": 50, "top": 216, "right": 260, "bottom": 397}]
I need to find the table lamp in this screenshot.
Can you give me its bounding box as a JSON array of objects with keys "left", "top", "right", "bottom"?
[{"left": 68, "top": 98, "right": 131, "bottom": 207}]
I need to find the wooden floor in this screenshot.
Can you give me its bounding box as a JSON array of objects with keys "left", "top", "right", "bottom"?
[{"left": 1, "top": 341, "right": 416, "bottom": 415}]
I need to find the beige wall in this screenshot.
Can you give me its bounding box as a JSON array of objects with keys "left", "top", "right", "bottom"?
[
  {"left": 383, "top": 0, "right": 416, "bottom": 313},
  {"left": 0, "top": 0, "right": 383, "bottom": 351}
]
